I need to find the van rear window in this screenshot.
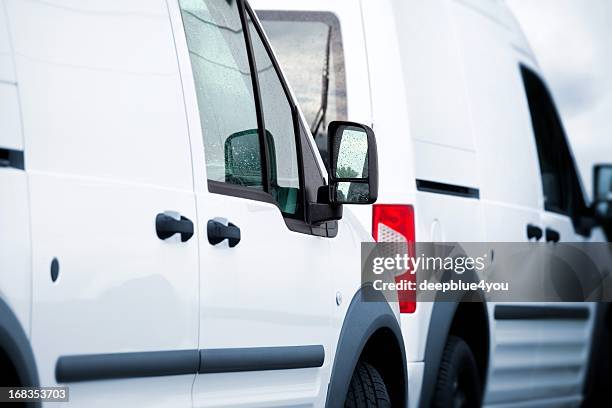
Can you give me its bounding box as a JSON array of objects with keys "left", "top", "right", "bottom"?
[{"left": 257, "top": 10, "right": 347, "bottom": 166}]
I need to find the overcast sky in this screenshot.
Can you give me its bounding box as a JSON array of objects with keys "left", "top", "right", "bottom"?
[{"left": 507, "top": 0, "right": 612, "bottom": 199}]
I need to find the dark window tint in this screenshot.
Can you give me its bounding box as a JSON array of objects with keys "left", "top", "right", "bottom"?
[
  {"left": 258, "top": 10, "right": 347, "bottom": 166},
  {"left": 521, "top": 66, "right": 589, "bottom": 231}
]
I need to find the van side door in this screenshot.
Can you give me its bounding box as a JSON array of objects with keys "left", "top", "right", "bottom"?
[
  {"left": 7, "top": 0, "right": 200, "bottom": 405},
  {"left": 169, "top": 0, "right": 338, "bottom": 405},
  {"left": 520, "top": 65, "right": 595, "bottom": 402}
]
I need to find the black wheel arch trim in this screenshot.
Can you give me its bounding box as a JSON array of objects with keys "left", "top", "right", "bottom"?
[
  {"left": 0, "top": 298, "right": 40, "bottom": 408},
  {"left": 419, "top": 300, "right": 490, "bottom": 408},
  {"left": 325, "top": 285, "right": 408, "bottom": 408},
  {"left": 419, "top": 301, "right": 458, "bottom": 408}
]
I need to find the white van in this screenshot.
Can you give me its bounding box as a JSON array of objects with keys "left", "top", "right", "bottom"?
[
  {"left": 0, "top": 0, "right": 408, "bottom": 406},
  {"left": 254, "top": 0, "right": 612, "bottom": 406}
]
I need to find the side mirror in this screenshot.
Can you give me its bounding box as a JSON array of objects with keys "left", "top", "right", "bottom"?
[
  {"left": 327, "top": 121, "right": 378, "bottom": 204},
  {"left": 594, "top": 164, "right": 612, "bottom": 223}
]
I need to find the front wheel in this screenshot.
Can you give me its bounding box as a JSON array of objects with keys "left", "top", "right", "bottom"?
[
  {"left": 433, "top": 335, "right": 482, "bottom": 408},
  {"left": 345, "top": 361, "right": 391, "bottom": 408}
]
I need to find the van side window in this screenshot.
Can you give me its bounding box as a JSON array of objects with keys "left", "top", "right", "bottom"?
[
  {"left": 179, "top": 0, "right": 303, "bottom": 217},
  {"left": 246, "top": 12, "right": 301, "bottom": 215},
  {"left": 257, "top": 11, "right": 347, "bottom": 167},
  {"left": 521, "top": 67, "right": 572, "bottom": 214},
  {"left": 521, "top": 66, "right": 590, "bottom": 233},
  {"left": 179, "top": 0, "right": 263, "bottom": 189}
]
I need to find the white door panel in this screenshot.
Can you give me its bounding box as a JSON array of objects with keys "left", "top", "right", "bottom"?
[
  {"left": 196, "top": 194, "right": 333, "bottom": 349},
  {"left": 193, "top": 194, "right": 332, "bottom": 407},
  {"left": 28, "top": 173, "right": 199, "bottom": 404}
]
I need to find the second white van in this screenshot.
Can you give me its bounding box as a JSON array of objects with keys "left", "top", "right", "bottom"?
[{"left": 254, "top": 0, "right": 612, "bottom": 406}]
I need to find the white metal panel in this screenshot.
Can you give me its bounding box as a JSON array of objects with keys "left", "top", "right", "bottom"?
[
  {"left": 0, "top": 83, "right": 22, "bottom": 150},
  {"left": 6, "top": 0, "right": 193, "bottom": 190},
  {"left": 359, "top": 0, "right": 417, "bottom": 201},
  {"left": 451, "top": 1, "right": 542, "bottom": 210},
  {"left": 485, "top": 305, "right": 593, "bottom": 406},
  {"left": 7, "top": 0, "right": 200, "bottom": 405},
  {"left": 393, "top": 0, "right": 475, "bottom": 153},
  {"left": 0, "top": 170, "right": 31, "bottom": 337},
  {"left": 0, "top": 0, "right": 16, "bottom": 83}
]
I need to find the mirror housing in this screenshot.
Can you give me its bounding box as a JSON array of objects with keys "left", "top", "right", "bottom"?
[
  {"left": 327, "top": 121, "right": 378, "bottom": 205},
  {"left": 593, "top": 164, "right": 612, "bottom": 224}
]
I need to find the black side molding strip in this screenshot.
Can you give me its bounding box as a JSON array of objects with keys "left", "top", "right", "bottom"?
[
  {"left": 494, "top": 305, "right": 590, "bottom": 320},
  {"left": 55, "top": 349, "right": 199, "bottom": 383},
  {"left": 0, "top": 148, "right": 24, "bottom": 170},
  {"left": 416, "top": 179, "right": 479, "bottom": 199},
  {"left": 56, "top": 345, "right": 324, "bottom": 383},
  {"left": 199, "top": 345, "right": 324, "bottom": 374}
]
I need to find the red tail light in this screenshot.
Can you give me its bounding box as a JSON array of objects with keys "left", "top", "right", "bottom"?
[{"left": 372, "top": 204, "right": 416, "bottom": 313}]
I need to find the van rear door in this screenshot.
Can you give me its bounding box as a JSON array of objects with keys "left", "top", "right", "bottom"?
[{"left": 7, "top": 1, "right": 200, "bottom": 404}]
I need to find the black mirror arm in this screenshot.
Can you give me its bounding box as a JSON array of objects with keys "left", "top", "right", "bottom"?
[
  {"left": 308, "top": 202, "right": 343, "bottom": 225},
  {"left": 307, "top": 185, "right": 343, "bottom": 225}
]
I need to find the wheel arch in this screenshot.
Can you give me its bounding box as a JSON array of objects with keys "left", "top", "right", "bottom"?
[
  {"left": 0, "top": 298, "right": 39, "bottom": 391},
  {"left": 419, "top": 301, "right": 490, "bottom": 408},
  {"left": 325, "top": 285, "right": 408, "bottom": 408}
]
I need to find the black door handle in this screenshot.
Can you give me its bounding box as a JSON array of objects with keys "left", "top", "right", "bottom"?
[
  {"left": 156, "top": 213, "right": 194, "bottom": 242},
  {"left": 526, "top": 224, "right": 543, "bottom": 241},
  {"left": 545, "top": 228, "right": 560, "bottom": 243},
  {"left": 207, "top": 219, "right": 241, "bottom": 247}
]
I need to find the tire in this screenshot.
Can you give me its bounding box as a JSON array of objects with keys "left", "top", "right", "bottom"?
[
  {"left": 433, "top": 335, "right": 482, "bottom": 408},
  {"left": 584, "top": 317, "right": 612, "bottom": 407},
  {"left": 345, "top": 361, "right": 391, "bottom": 408}
]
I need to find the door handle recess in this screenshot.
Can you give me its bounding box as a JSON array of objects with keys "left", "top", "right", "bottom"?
[
  {"left": 207, "top": 219, "right": 241, "bottom": 248},
  {"left": 526, "top": 224, "right": 543, "bottom": 241},
  {"left": 156, "top": 213, "right": 194, "bottom": 242},
  {"left": 545, "top": 228, "right": 560, "bottom": 243}
]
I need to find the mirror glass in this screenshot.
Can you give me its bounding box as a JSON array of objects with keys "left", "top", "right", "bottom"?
[
  {"left": 224, "top": 129, "right": 263, "bottom": 188},
  {"left": 331, "top": 125, "right": 371, "bottom": 204},
  {"left": 333, "top": 127, "right": 368, "bottom": 179},
  {"left": 595, "top": 166, "right": 612, "bottom": 202},
  {"left": 334, "top": 182, "right": 370, "bottom": 204},
  {"left": 595, "top": 165, "right": 612, "bottom": 221}
]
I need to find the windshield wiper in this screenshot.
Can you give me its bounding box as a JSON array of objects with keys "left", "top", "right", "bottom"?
[{"left": 311, "top": 25, "right": 332, "bottom": 137}]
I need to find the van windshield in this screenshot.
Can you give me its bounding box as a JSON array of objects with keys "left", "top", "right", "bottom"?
[{"left": 258, "top": 10, "right": 347, "bottom": 166}]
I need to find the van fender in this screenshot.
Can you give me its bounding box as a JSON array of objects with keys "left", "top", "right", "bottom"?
[
  {"left": 0, "top": 299, "right": 39, "bottom": 393},
  {"left": 325, "top": 285, "right": 407, "bottom": 407},
  {"left": 418, "top": 301, "right": 458, "bottom": 408},
  {"left": 419, "top": 266, "right": 489, "bottom": 408}
]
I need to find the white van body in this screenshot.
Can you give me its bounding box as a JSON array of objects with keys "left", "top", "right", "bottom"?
[
  {"left": 254, "top": 0, "right": 610, "bottom": 406},
  {"left": 0, "top": 0, "right": 407, "bottom": 406}
]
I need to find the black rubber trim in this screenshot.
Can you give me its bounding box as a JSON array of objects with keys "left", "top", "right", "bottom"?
[
  {"left": 55, "top": 350, "right": 199, "bottom": 383},
  {"left": 0, "top": 299, "right": 40, "bottom": 408},
  {"left": 199, "top": 345, "right": 324, "bottom": 374},
  {"left": 237, "top": 0, "right": 271, "bottom": 194},
  {"left": 416, "top": 179, "right": 480, "bottom": 199},
  {"left": 207, "top": 180, "right": 276, "bottom": 204},
  {"left": 494, "top": 305, "right": 590, "bottom": 320},
  {"left": 419, "top": 302, "right": 458, "bottom": 408},
  {"left": 55, "top": 345, "right": 325, "bottom": 383},
  {"left": 0, "top": 148, "right": 24, "bottom": 170}
]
